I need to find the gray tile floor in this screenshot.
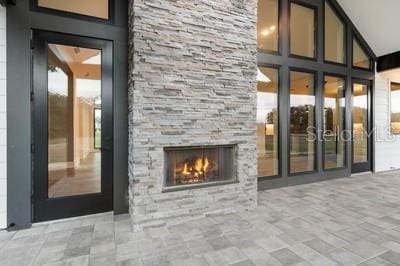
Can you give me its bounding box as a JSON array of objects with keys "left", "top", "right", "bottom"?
[{"left": 2, "top": 172, "right": 400, "bottom": 265}]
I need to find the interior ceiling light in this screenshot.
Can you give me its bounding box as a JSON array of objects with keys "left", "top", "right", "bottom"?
[
  {"left": 262, "top": 30, "right": 270, "bottom": 36},
  {"left": 257, "top": 68, "right": 271, "bottom": 83},
  {"left": 262, "top": 25, "right": 276, "bottom": 37}
]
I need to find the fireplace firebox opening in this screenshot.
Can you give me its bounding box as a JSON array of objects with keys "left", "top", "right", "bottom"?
[{"left": 164, "top": 145, "right": 237, "bottom": 189}]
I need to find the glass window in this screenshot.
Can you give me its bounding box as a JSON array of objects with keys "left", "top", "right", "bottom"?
[
  {"left": 258, "top": 0, "right": 279, "bottom": 52},
  {"left": 48, "top": 43, "right": 102, "bottom": 198},
  {"left": 353, "top": 38, "right": 371, "bottom": 69},
  {"left": 290, "top": 3, "right": 316, "bottom": 58},
  {"left": 324, "top": 2, "right": 345, "bottom": 64},
  {"left": 290, "top": 71, "right": 316, "bottom": 173},
  {"left": 38, "top": 0, "right": 109, "bottom": 19},
  {"left": 257, "top": 67, "right": 279, "bottom": 177},
  {"left": 391, "top": 83, "right": 400, "bottom": 134},
  {"left": 324, "top": 76, "right": 346, "bottom": 169},
  {"left": 353, "top": 83, "right": 368, "bottom": 163}
]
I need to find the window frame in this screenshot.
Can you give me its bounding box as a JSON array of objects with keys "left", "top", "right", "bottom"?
[
  {"left": 352, "top": 37, "right": 373, "bottom": 71},
  {"left": 289, "top": 0, "right": 318, "bottom": 61},
  {"left": 31, "top": 0, "right": 114, "bottom": 24},
  {"left": 257, "top": 0, "right": 282, "bottom": 55},
  {"left": 351, "top": 79, "right": 373, "bottom": 172},
  {"left": 390, "top": 82, "right": 400, "bottom": 135},
  {"left": 322, "top": 73, "right": 347, "bottom": 171},
  {"left": 323, "top": 0, "right": 347, "bottom": 66},
  {"left": 257, "top": 64, "right": 282, "bottom": 181},
  {"left": 256, "top": 0, "right": 376, "bottom": 188},
  {"left": 288, "top": 68, "right": 318, "bottom": 176}
]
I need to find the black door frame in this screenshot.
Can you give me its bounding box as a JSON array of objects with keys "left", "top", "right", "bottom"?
[
  {"left": 351, "top": 78, "right": 373, "bottom": 174},
  {"left": 32, "top": 31, "right": 114, "bottom": 222},
  {"left": 7, "top": 0, "right": 128, "bottom": 228}
]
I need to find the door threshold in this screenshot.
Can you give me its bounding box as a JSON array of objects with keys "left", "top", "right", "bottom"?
[
  {"left": 351, "top": 171, "right": 373, "bottom": 177},
  {"left": 33, "top": 211, "right": 114, "bottom": 227}
]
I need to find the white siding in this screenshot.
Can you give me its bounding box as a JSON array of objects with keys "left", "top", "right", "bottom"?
[
  {"left": 0, "top": 6, "right": 5, "bottom": 229},
  {"left": 375, "top": 68, "right": 400, "bottom": 172}
]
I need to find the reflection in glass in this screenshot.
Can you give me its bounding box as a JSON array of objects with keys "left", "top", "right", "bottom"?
[
  {"left": 290, "top": 3, "right": 315, "bottom": 58},
  {"left": 257, "top": 67, "right": 279, "bottom": 177},
  {"left": 290, "top": 71, "right": 315, "bottom": 173},
  {"left": 324, "top": 76, "right": 346, "bottom": 169},
  {"left": 38, "top": 0, "right": 109, "bottom": 19},
  {"left": 48, "top": 43, "right": 102, "bottom": 198},
  {"left": 391, "top": 83, "right": 400, "bottom": 134},
  {"left": 94, "top": 109, "right": 102, "bottom": 149},
  {"left": 353, "top": 83, "right": 368, "bottom": 163},
  {"left": 353, "top": 38, "right": 371, "bottom": 69},
  {"left": 324, "top": 2, "right": 345, "bottom": 64},
  {"left": 257, "top": 0, "right": 279, "bottom": 52}
]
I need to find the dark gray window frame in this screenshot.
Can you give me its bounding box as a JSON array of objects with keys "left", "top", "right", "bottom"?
[
  {"left": 352, "top": 37, "right": 373, "bottom": 71},
  {"left": 258, "top": 0, "right": 376, "bottom": 190},
  {"left": 322, "top": 73, "right": 347, "bottom": 171},
  {"left": 7, "top": 0, "right": 128, "bottom": 228},
  {"left": 289, "top": 0, "right": 318, "bottom": 61},
  {"left": 288, "top": 67, "right": 318, "bottom": 176},
  {"left": 31, "top": 0, "right": 115, "bottom": 24},
  {"left": 257, "top": 63, "right": 282, "bottom": 182},
  {"left": 257, "top": 0, "right": 282, "bottom": 55},
  {"left": 323, "top": 0, "right": 347, "bottom": 66},
  {"left": 351, "top": 78, "right": 373, "bottom": 173}
]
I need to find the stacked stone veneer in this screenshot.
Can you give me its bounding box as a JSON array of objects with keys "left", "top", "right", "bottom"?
[{"left": 128, "top": 0, "right": 258, "bottom": 230}]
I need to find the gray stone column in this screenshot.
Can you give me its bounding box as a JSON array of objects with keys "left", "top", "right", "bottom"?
[{"left": 128, "top": 0, "right": 258, "bottom": 231}]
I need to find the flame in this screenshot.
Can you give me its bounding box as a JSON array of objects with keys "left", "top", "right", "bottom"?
[
  {"left": 203, "top": 157, "right": 209, "bottom": 172},
  {"left": 182, "top": 163, "right": 191, "bottom": 175},
  {"left": 194, "top": 158, "right": 203, "bottom": 172},
  {"left": 175, "top": 156, "right": 215, "bottom": 184}
]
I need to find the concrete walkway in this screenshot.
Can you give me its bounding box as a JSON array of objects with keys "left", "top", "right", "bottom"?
[{"left": 2, "top": 172, "right": 400, "bottom": 265}]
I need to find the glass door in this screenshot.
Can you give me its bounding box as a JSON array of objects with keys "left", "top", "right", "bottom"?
[
  {"left": 352, "top": 80, "right": 372, "bottom": 173},
  {"left": 32, "top": 31, "right": 113, "bottom": 222},
  {"left": 323, "top": 76, "right": 346, "bottom": 170}
]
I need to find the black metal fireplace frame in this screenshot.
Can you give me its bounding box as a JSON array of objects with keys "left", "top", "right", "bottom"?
[{"left": 163, "top": 144, "right": 238, "bottom": 192}]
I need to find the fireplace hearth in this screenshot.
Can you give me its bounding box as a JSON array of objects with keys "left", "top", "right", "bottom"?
[{"left": 165, "top": 145, "right": 236, "bottom": 188}]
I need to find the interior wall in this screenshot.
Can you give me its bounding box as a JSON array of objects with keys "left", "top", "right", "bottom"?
[
  {"left": 375, "top": 69, "right": 400, "bottom": 172},
  {"left": 0, "top": 7, "right": 6, "bottom": 229},
  {"left": 78, "top": 99, "right": 94, "bottom": 160},
  {"left": 73, "top": 77, "right": 95, "bottom": 165}
]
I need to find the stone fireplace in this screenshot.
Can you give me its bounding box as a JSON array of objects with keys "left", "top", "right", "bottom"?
[
  {"left": 129, "top": 0, "right": 258, "bottom": 231},
  {"left": 164, "top": 145, "right": 237, "bottom": 188}
]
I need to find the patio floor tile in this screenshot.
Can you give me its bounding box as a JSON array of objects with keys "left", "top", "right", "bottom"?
[{"left": 2, "top": 172, "right": 400, "bottom": 265}]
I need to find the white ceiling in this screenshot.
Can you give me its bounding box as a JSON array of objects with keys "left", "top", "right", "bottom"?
[{"left": 337, "top": 0, "right": 400, "bottom": 56}]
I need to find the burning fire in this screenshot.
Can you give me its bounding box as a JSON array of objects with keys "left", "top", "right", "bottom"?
[
  {"left": 174, "top": 155, "right": 217, "bottom": 184},
  {"left": 182, "top": 157, "right": 210, "bottom": 176}
]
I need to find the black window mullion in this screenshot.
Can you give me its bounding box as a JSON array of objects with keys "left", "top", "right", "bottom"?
[{"left": 316, "top": 71, "right": 324, "bottom": 173}]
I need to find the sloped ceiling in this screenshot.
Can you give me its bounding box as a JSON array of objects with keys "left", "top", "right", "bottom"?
[{"left": 337, "top": 0, "right": 400, "bottom": 56}]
